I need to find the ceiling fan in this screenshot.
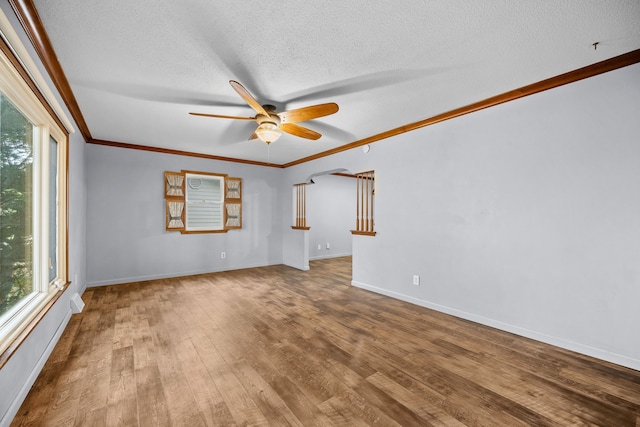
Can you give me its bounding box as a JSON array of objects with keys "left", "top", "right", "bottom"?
[{"left": 190, "top": 80, "right": 339, "bottom": 144}]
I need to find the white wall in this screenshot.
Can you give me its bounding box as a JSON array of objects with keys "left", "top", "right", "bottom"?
[
  {"left": 284, "top": 63, "right": 640, "bottom": 370},
  {"left": 85, "top": 144, "right": 283, "bottom": 286},
  {"left": 1, "top": 4, "right": 638, "bottom": 422},
  {"left": 0, "top": 3, "right": 88, "bottom": 423},
  {"left": 282, "top": 148, "right": 372, "bottom": 269},
  {"left": 307, "top": 174, "right": 354, "bottom": 260},
  {"left": 0, "top": 132, "right": 86, "bottom": 427}
]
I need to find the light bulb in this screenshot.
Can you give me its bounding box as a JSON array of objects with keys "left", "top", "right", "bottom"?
[{"left": 255, "top": 122, "right": 281, "bottom": 144}]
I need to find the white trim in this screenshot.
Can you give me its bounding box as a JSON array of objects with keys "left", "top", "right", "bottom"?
[
  {"left": 351, "top": 280, "right": 640, "bottom": 372},
  {"left": 286, "top": 264, "right": 310, "bottom": 271},
  {"left": 0, "top": 35, "right": 69, "bottom": 355},
  {"left": 0, "top": 8, "right": 74, "bottom": 134},
  {"left": 86, "top": 261, "right": 277, "bottom": 287},
  {"left": 185, "top": 173, "right": 225, "bottom": 232},
  {"left": 309, "top": 252, "right": 352, "bottom": 261}
]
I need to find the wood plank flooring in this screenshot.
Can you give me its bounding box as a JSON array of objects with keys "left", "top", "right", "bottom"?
[{"left": 11, "top": 257, "right": 640, "bottom": 426}]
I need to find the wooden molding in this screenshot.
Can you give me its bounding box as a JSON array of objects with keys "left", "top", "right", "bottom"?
[
  {"left": 89, "top": 139, "right": 283, "bottom": 168},
  {"left": 331, "top": 172, "right": 357, "bottom": 179},
  {"left": 350, "top": 230, "right": 376, "bottom": 236},
  {"left": 86, "top": 48, "right": 640, "bottom": 168},
  {"left": 181, "top": 170, "right": 228, "bottom": 177},
  {"left": 283, "top": 48, "right": 640, "bottom": 168},
  {"left": 291, "top": 226, "right": 311, "bottom": 231},
  {"left": 10, "top": 0, "right": 640, "bottom": 169},
  {"left": 180, "top": 230, "right": 229, "bottom": 235},
  {"left": 0, "top": 35, "right": 68, "bottom": 135},
  {"left": 9, "top": 0, "right": 92, "bottom": 141}
]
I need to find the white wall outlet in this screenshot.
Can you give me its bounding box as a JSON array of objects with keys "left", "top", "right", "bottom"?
[
  {"left": 221, "top": 252, "right": 226, "bottom": 259},
  {"left": 326, "top": 243, "right": 330, "bottom": 250},
  {"left": 317, "top": 244, "right": 322, "bottom": 250},
  {"left": 413, "top": 275, "right": 420, "bottom": 286}
]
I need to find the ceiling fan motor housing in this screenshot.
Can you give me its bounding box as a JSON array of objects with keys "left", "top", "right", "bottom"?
[{"left": 256, "top": 106, "right": 281, "bottom": 128}]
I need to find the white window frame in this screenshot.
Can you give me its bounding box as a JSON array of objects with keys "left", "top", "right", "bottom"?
[
  {"left": 184, "top": 172, "right": 225, "bottom": 232},
  {"left": 0, "top": 31, "right": 68, "bottom": 355}
]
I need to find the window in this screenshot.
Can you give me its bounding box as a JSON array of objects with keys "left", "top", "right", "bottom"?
[
  {"left": 185, "top": 173, "right": 224, "bottom": 232},
  {"left": 0, "top": 94, "right": 35, "bottom": 317},
  {"left": 164, "top": 171, "right": 242, "bottom": 233},
  {"left": 0, "top": 47, "right": 68, "bottom": 355}
]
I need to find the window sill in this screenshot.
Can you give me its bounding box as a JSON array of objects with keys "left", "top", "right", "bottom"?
[
  {"left": 180, "top": 229, "right": 229, "bottom": 234},
  {"left": 0, "top": 280, "right": 70, "bottom": 370}
]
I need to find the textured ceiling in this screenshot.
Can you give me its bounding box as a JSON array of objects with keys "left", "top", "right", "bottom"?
[{"left": 31, "top": 1, "right": 640, "bottom": 165}]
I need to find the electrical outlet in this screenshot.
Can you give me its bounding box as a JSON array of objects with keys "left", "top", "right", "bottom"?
[
  {"left": 326, "top": 243, "right": 330, "bottom": 250},
  {"left": 317, "top": 244, "right": 321, "bottom": 250},
  {"left": 221, "top": 252, "right": 226, "bottom": 259},
  {"left": 413, "top": 275, "right": 420, "bottom": 286}
]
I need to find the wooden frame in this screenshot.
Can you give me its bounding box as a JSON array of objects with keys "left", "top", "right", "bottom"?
[
  {"left": 164, "top": 170, "right": 243, "bottom": 233},
  {"left": 164, "top": 171, "right": 185, "bottom": 198},
  {"left": 224, "top": 177, "right": 242, "bottom": 229},
  {"left": 0, "top": 27, "right": 71, "bottom": 366},
  {"left": 164, "top": 171, "right": 186, "bottom": 232},
  {"left": 165, "top": 199, "right": 185, "bottom": 231}
]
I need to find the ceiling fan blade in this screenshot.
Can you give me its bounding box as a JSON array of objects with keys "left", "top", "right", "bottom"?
[
  {"left": 248, "top": 132, "right": 258, "bottom": 140},
  {"left": 280, "top": 123, "right": 322, "bottom": 140},
  {"left": 279, "top": 103, "right": 339, "bottom": 123},
  {"left": 229, "top": 80, "right": 268, "bottom": 116},
  {"left": 189, "top": 112, "right": 255, "bottom": 120}
]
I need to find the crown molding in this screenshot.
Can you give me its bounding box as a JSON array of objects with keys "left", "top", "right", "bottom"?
[
  {"left": 282, "top": 48, "right": 640, "bottom": 168},
  {"left": 9, "top": 0, "right": 91, "bottom": 141},
  {"left": 10, "top": 0, "right": 640, "bottom": 169},
  {"left": 89, "top": 139, "right": 284, "bottom": 168},
  {"left": 0, "top": 6, "right": 74, "bottom": 134}
]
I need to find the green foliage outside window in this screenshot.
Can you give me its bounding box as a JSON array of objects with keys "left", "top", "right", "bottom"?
[{"left": 0, "top": 94, "right": 34, "bottom": 316}]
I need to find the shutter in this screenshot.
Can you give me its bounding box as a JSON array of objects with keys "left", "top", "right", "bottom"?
[
  {"left": 225, "top": 177, "right": 242, "bottom": 229},
  {"left": 164, "top": 171, "right": 185, "bottom": 231}
]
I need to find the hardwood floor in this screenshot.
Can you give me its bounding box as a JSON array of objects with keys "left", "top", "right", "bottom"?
[{"left": 12, "top": 257, "right": 640, "bottom": 426}]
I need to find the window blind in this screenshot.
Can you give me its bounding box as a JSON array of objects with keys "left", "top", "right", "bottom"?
[{"left": 186, "top": 176, "right": 223, "bottom": 230}]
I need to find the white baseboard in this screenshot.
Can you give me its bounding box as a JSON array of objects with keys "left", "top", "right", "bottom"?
[
  {"left": 86, "top": 261, "right": 276, "bottom": 287},
  {"left": 351, "top": 280, "right": 640, "bottom": 372},
  {"left": 309, "top": 253, "right": 352, "bottom": 261},
  {"left": 1, "top": 308, "right": 72, "bottom": 427}
]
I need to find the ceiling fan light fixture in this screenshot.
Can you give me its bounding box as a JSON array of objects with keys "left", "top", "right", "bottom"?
[
  {"left": 191, "top": 81, "right": 338, "bottom": 146},
  {"left": 256, "top": 122, "right": 281, "bottom": 144}
]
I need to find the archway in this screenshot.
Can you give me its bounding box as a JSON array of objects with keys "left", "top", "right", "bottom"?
[{"left": 291, "top": 169, "right": 355, "bottom": 271}]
